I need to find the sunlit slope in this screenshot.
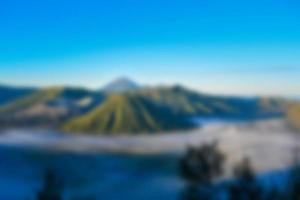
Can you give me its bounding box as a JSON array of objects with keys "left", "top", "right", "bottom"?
[
  {"left": 63, "top": 94, "right": 194, "bottom": 134},
  {"left": 0, "top": 84, "right": 285, "bottom": 131},
  {"left": 0, "top": 87, "right": 103, "bottom": 127},
  {"left": 0, "top": 88, "right": 66, "bottom": 113},
  {"left": 287, "top": 103, "right": 300, "bottom": 131}
]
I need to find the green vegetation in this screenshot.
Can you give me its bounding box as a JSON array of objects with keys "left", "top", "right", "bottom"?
[
  {"left": 0, "top": 87, "right": 95, "bottom": 113},
  {"left": 135, "top": 86, "right": 213, "bottom": 115},
  {"left": 133, "top": 86, "right": 284, "bottom": 118},
  {"left": 258, "top": 97, "right": 286, "bottom": 114},
  {"left": 0, "top": 87, "right": 100, "bottom": 127},
  {"left": 0, "top": 83, "right": 285, "bottom": 133},
  {"left": 63, "top": 93, "right": 193, "bottom": 134},
  {"left": 287, "top": 103, "right": 300, "bottom": 132},
  {"left": 0, "top": 87, "right": 64, "bottom": 114}
]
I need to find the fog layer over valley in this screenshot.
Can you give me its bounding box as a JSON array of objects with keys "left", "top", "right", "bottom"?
[{"left": 0, "top": 119, "right": 298, "bottom": 175}]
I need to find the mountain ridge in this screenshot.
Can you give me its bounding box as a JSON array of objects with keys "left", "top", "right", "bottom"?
[
  {"left": 102, "top": 77, "right": 140, "bottom": 93},
  {"left": 0, "top": 80, "right": 287, "bottom": 133},
  {"left": 63, "top": 93, "right": 193, "bottom": 134},
  {"left": 0, "top": 87, "right": 104, "bottom": 127},
  {"left": 0, "top": 85, "right": 36, "bottom": 106}
]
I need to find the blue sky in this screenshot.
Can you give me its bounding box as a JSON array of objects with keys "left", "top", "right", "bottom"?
[{"left": 0, "top": 0, "right": 299, "bottom": 96}]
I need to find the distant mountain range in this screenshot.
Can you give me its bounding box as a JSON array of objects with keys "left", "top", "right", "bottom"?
[
  {"left": 0, "top": 87, "right": 104, "bottom": 127},
  {"left": 129, "top": 86, "right": 285, "bottom": 117},
  {"left": 0, "top": 85, "right": 35, "bottom": 105},
  {"left": 0, "top": 78, "right": 287, "bottom": 134}
]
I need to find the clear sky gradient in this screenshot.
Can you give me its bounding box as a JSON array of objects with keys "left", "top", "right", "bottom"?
[{"left": 0, "top": 0, "right": 299, "bottom": 96}]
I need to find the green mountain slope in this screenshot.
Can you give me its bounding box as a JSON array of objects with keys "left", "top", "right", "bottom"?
[
  {"left": 63, "top": 94, "right": 194, "bottom": 134},
  {"left": 287, "top": 103, "right": 300, "bottom": 132},
  {"left": 0, "top": 83, "right": 285, "bottom": 132},
  {"left": 132, "top": 86, "right": 284, "bottom": 118},
  {"left": 133, "top": 86, "right": 217, "bottom": 115},
  {"left": 0, "top": 87, "right": 103, "bottom": 127},
  {"left": 0, "top": 87, "right": 65, "bottom": 113}
]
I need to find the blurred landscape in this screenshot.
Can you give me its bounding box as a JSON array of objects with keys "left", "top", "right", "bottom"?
[
  {"left": 0, "top": 78, "right": 299, "bottom": 199},
  {"left": 0, "top": 0, "right": 299, "bottom": 199},
  {"left": 0, "top": 77, "right": 286, "bottom": 132}
]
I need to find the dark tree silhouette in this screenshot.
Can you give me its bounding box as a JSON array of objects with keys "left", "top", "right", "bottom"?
[
  {"left": 228, "top": 157, "right": 263, "bottom": 200},
  {"left": 180, "top": 141, "right": 225, "bottom": 185},
  {"left": 287, "top": 149, "right": 300, "bottom": 200},
  {"left": 179, "top": 141, "right": 225, "bottom": 200},
  {"left": 38, "top": 169, "right": 63, "bottom": 200},
  {"left": 264, "top": 187, "right": 285, "bottom": 200}
]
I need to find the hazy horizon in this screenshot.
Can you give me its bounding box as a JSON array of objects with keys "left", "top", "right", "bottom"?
[{"left": 0, "top": 0, "right": 299, "bottom": 96}]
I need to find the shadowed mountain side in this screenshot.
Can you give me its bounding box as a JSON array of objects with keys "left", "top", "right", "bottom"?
[
  {"left": 0, "top": 87, "right": 104, "bottom": 128},
  {"left": 131, "top": 85, "right": 286, "bottom": 118},
  {"left": 0, "top": 85, "right": 35, "bottom": 106},
  {"left": 62, "top": 94, "right": 194, "bottom": 134}
]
